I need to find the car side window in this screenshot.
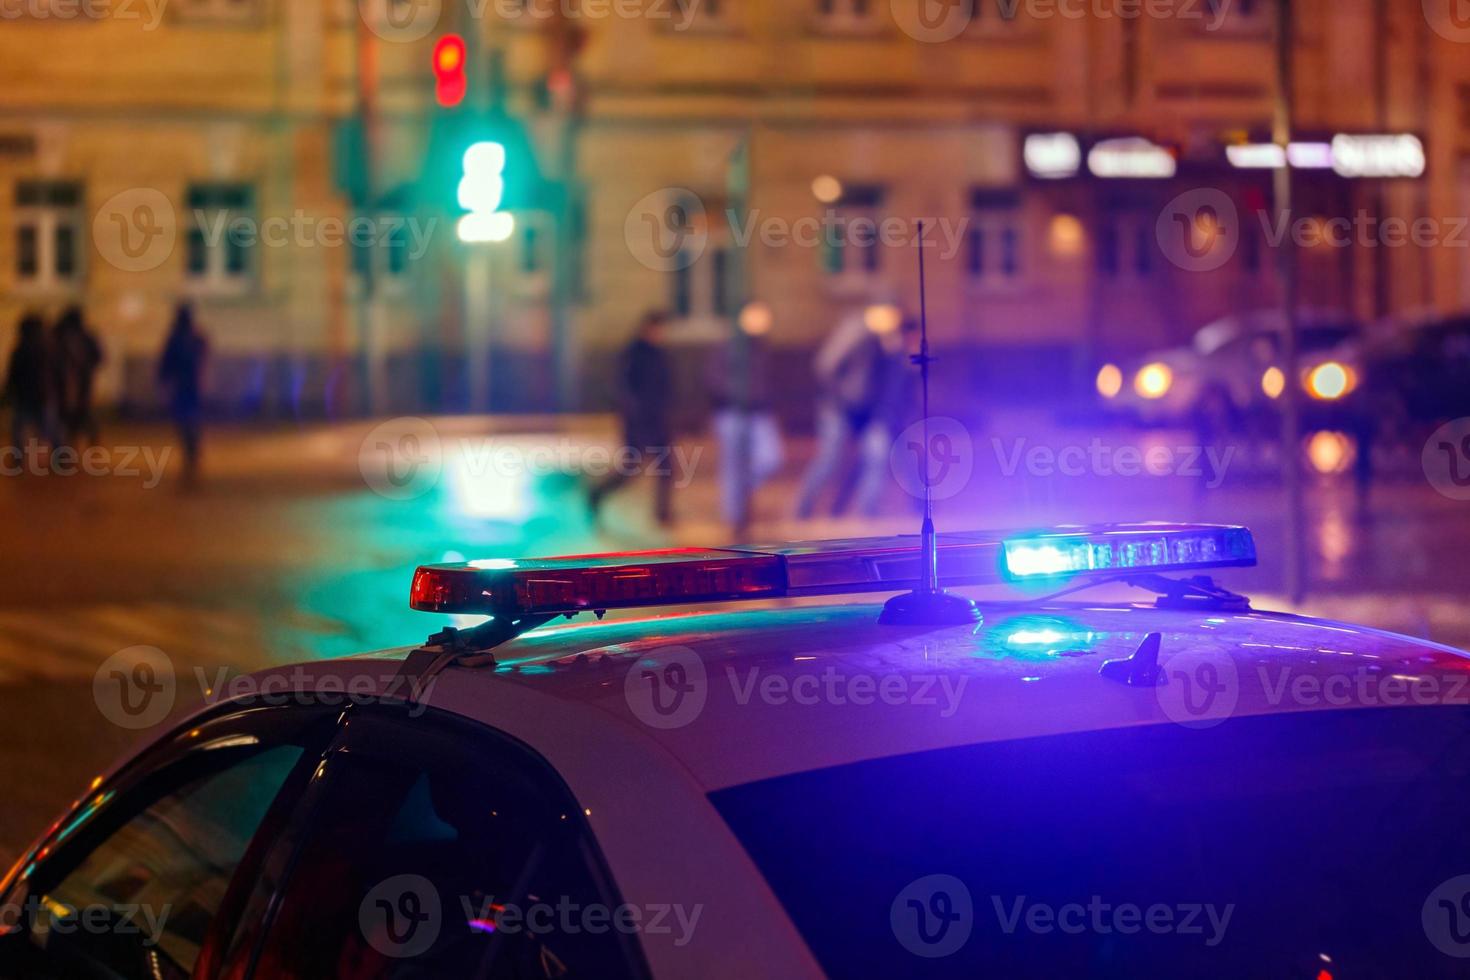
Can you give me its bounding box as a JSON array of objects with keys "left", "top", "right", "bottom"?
[
  {"left": 249, "top": 709, "right": 644, "bottom": 980},
  {"left": 0, "top": 707, "right": 335, "bottom": 980}
]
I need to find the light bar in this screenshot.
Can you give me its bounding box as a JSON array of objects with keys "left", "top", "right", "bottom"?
[
  {"left": 410, "top": 524, "right": 1256, "bottom": 617},
  {"left": 1002, "top": 525, "right": 1256, "bottom": 579}
]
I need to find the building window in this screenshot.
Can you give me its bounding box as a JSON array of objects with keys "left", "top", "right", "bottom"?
[
  {"left": 673, "top": 244, "right": 733, "bottom": 322},
  {"left": 823, "top": 184, "right": 885, "bottom": 285},
  {"left": 351, "top": 189, "right": 419, "bottom": 291},
  {"left": 172, "top": 0, "right": 263, "bottom": 23},
  {"left": 14, "top": 180, "right": 82, "bottom": 291},
  {"left": 1098, "top": 212, "right": 1155, "bottom": 282},
  {"left": 966, "top": 189, "right": 1023, "bottom": 287},
  {"left": 186, "top": 183, "right": 255, "bottom": 294},
  {"left": 814, "top": 0, "right": 881, "bottom": 34}
]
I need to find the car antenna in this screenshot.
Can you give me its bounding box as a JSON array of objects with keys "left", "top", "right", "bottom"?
[{"left": 879, "top": 220, "right": 984, "bottom": 627}]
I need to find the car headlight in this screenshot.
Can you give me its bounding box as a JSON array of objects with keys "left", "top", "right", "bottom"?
[
  {"left": 1261, "top": 366, "right": 1285, "bottom": 400},
  {"left": 1096, "top": 363, "right": 1123, "bottom": 399},
  {"left": 1133, "top": 363, "right": 1173, "bottom": 400},
  {"left": 1306, "top": 362, "right": 1355, "bottom": 401}
]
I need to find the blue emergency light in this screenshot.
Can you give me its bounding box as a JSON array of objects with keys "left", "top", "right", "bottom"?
[{"left": 410, "top": 524, "right": 1256, "bottom": 618}]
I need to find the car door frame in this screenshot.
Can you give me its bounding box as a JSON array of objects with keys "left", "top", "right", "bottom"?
[
  {"left": 0, "top": 699, "right": 345, "bottom": 980},
  {"left": 228, "top": 700, "right": 653, "bottom": 980}
]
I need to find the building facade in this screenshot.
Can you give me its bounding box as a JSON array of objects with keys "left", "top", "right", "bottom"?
[{"left": 1, "top": 0, "right": 1467, "bottom": 418}]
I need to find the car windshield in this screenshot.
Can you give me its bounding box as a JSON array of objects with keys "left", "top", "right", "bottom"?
[{"left": 711, "top": 706, "right": 1470, "bottom": 979}]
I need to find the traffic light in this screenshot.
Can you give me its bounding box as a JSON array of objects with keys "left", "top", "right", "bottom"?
[
  {"left": 433, "top": 35, "right": 468, "bottom": 109},
  {"left": 457, "top": 141, "right": 515, "bottom": 243}
]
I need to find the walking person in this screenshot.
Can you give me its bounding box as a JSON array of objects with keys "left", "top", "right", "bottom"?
[
  {"left": 794, "top": 305, "right": 888, "bottom": 519},
  {"left": 841, "top": 313, "right": 920, "bottom": 518},
  {"left": 51, "top": 306, "right": 103, "bottom": 447},
  {"left": 158, "top": 303, "right": 209, "bottom": 483},
  {"left": 589, "top": 311, "right": 676, "bottom": 526},
  {"left": 707, "top": 303, "right": 785, "bottom": 532},
  {"left": 2, "top": 313, "right": 58, "bottom": 459}
]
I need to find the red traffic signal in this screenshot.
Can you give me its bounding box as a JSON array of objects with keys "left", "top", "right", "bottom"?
[{"left": 433, "top": 34, "right": 468, "bottom": 109}]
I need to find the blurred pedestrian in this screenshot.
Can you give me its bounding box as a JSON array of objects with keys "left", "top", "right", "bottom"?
[
  {"left": 795, "top": 304, "right": 893, "bottom": 519},
  {"left": 589, "top": 310, "right": 675, "bottom": 526},
  {"left": 2, "top": 313, "right": 58, "bottom": 457},
  {"left": 51, "top": 305, "right": 103, "bottom": 447},
  {"left": 158, "top": 303, "right": 209, "bottom": 482},
  {"left": 707, "top": 303, "right": 785, "bottom": 531},
  {"left": 835, "top": 313, "right": 919, "bottom": 518}
]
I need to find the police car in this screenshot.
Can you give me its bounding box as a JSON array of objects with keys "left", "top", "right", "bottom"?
[{"left": 3, "top": 523, "right": 1470, "bottom": 979}]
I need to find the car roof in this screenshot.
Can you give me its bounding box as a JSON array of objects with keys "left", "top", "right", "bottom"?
[{"left": 327, "top": 600, "right": 1470, "bottom": 792}]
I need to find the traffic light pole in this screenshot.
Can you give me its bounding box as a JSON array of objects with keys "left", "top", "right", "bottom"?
[
  {"left": 1274, "top": 0, "right": 1305, "bottom": 604},
  {"left": 355, "top": 12, "right": 384, "bottom": 416}
]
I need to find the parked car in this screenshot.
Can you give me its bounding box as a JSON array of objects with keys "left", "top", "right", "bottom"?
[
  {"left": 1096, "top": 310, "right": 1367, "bottom": 434},
  {"left": 1362, "top": 313, "right": 1470, "bottom": 436}
]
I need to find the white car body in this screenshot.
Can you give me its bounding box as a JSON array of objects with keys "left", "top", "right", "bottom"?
[{"left": 83, "top": 597, "right": 1468, "bottom": 977}]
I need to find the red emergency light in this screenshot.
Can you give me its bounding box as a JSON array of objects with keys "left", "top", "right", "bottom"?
[{"left": 433, "top": 34, "right": 468, "bottom": 108}]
